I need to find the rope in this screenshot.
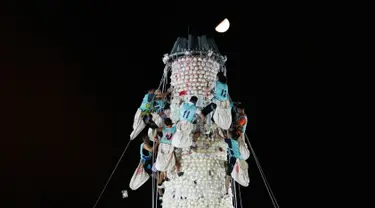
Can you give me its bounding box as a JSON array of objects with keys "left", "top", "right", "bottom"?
[
  {"left": 233, "top": 180, "right": 238, "bottom": 208},
  {"left": 152, "top": 142, "right": 155, "bottom": 208},
  {"left": 232, "top": 180, "right": 235, "bottom": 207},
  {"left": 92, "top": 66, "right": 169, "bottom": 208},
  {"left": 155, "top": 174, "right": 159, "bottom": 208},
  {"left": 92, "top": 140, "right": 132, "bottom": 208},
  {"left": 162, "top": 68, "right": 168, "bottom": 93},
  {"left": 238, "top": 185, "right": 243, "bottom": 208},
  {"left": 150, "top": 65, "right": 169, "bottom": 104},
  {"left": 151, "top": 68, "right": 168, "bottom": 208},
  {"left": 150, "top": 67, "right": 169, "bottom": 208},
  {"left": 245, "top": 133, "right": 279, "bottom": 208},
  {"left": 228, "top": 95, "right": 280, "bottom": 208}
]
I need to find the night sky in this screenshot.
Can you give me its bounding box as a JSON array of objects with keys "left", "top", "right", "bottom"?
[{"left": 1, "top": 1, "right": 324, "bottom": 208}]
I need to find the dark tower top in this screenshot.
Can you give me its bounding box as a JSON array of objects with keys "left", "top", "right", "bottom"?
[
  {"left": 164, "top": 35, "right": 227, "bottom": 65},
  {"left": 170, "top": 35, "right": 221, "bottom": 55}
]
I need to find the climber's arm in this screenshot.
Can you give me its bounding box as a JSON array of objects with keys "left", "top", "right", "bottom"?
[
  {"left": 143, "top": 143, "right": 153, "bottom": 152},
  {"left": 236, "top": 117, "right": 247, "bottom": 132}
]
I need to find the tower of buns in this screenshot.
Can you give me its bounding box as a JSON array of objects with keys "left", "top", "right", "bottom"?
[{"left": 161, "top": 35, "right": 234, "bottom": 208}]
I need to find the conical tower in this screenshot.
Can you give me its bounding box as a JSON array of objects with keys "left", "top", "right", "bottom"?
[{"left": 160, "top": 35, "right": 237, "bottom": 208}]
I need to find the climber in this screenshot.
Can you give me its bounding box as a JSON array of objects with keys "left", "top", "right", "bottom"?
[
  {"left": 154, "top": 89, "right": 171, "bottom": 114},
  {"left": 168, "top": 96, "right": 205, "bottom": 149},
  {"left": 180, "top": 96, "right": 205, "bottom": 124},
  {"left": 224, "top": 129, "right": 244, "bottom": 195},
  {"left": 230, "top": 101, "right": 238, "bottom": 123},
  {"left": 160, "top": 102, "right": 171, "bottom": 120},
  {"left": 130, "top": 89, "right": 157, "bottom": 140},
  {"left": 139, "top": 89, "right": 155, "bottom": 121},
  {"left": 155, "top": 118, "right": 184, "bottom": 176},
  {"left": 140, "top": 134, "right": 158, "bottom": 175},
  {"left": 139, "top": 89, "right": 155, "bottom": 116},
  {"left": 214, "top": 71, "right": 229, "bottom": 102},
  {"left": 138, "top": 89, "right": 161, "bottom": 130},
  {"left": 156, "top": 89, "right": 172, "bottom": 121},
  {"left": 158, "top": 118, "right": 176, "bottom": 144},
  {"left": 235, "top": 103, "right": 247, "bottom": 136},
  {"left": 201, "top": 71, "right": 230, "bottom": 117}
]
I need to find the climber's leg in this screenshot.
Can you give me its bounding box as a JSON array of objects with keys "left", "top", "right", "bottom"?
[
  {"left": 225, "top": 157, "right": 236, "bottom": 194},
  {"left": 157, "top": 171, "right": 164, "bottom": 186},
  {"left": 157, "top": 171, "right": 165, "bottom": 196},
  {"left": 201, "top": 102, "right": 217, "bottom": 117},
  {"left": 225, "top": 175, "right": 231, "bottom": 195},
  {"left": 142, "top": 111, "right": 158, "bottom": 129},
  {"left": 174, "top": 150, "right": 184, "bottom": 176},
  {"left": 142, "top": 159, "right": 153, "bottom": 175},
  {"left": 227, "top": 157, "right": 237, "bottom": 174}
]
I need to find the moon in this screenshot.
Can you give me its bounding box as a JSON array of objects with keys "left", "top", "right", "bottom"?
[{"left": 215, "top": 18, "right": 230, "bottom": 33}]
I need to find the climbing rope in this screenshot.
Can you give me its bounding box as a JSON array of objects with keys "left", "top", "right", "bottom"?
[
  {"left": 245, "top": 133, "right": 279, "bottom": 208},
  {"left": 238, "top": 185, "right": 244, "bottom": 208},
  {"left": 152, "top": 142, "right": 155, "bottom": 208},
  {"left": 92, "top": 141, "right": 132, "bottom": 208},
  {"left": 151, "top": 69, "right": 168, "bottom": 208},
  {"left": 150, "top": 65, "right": 169, "bottom": 104},
  {"left": 92, "top": 66, "right": 169, "bottom": 208},
  {"left": 228, "top": 95, "right": 280, "bottom": 208},
  {"left": 232, "top": 180, "right": 238, "bottom": 208},
  {"left": 155, "top": 173, "right": 159, "bottom": 208},
  {"left": 161, "top": 67, "right": 169, "bottom": 93},
  {"left": 150, "top": 66, "right": 170, "bottom": 208},
  {"left": 153, "top": 159, "right": 157, "bottom": 208}
]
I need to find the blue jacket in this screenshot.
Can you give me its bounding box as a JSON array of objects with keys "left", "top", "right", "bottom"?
[
  {"left": 180, "top": 103, "right": 197, "bottom": 122},
  {"left": 140, "top": 143, "right": 152, "bottom": 163},
  {"left": 237, "top": 115, "right": 248, "bottom": 133},
  {"left": 154, "top": 99, "right": 166, "bottom": 113},
  {"left": 214, "top": 81, "right": 229, "bottom": 101},
  {"left": 139, "top": 93, "right": 155, "bottom": 111},
  {"left": 225, "top": 138, "right": 243, "bottom": 160},
  {"left": 161, "top": 126, "right": 176, "bottom": 144}
]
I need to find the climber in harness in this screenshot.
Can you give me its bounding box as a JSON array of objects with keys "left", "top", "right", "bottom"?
[
  {"left": 139, "top": 89, "right": 159, "bottom": 129},
  {"left": 230, "top": 101, "right": 240, "bottom": 123},
  {"left": 201, "top": 71, "right": 230, "bottom": 118},
  {"left": 154, "top": 118, "right": 184, "bottom": 176},
  {"left": 180, "top": 96, "right": 205, "bottom": 124},
  {"left": 154, "top": 89, "right": 170, "bottom": 113},
  {"left": 235, "top": 103, "right": 247, "bottom": 136},
  {"left": 161, "top": 102, "right": 171, "bottom": 120},
  {"left": 139, "top": 89, "right": 155, "bottom": 116},
  {"left": 168, "top": 96, "right": 205, "bottom": 148},
  {"left": 140, "top": 134, "right": 158, "bottom": 175},
  {"left": 158, "top": 118, "right": 176, "bottom": 144},
  {"left": 163, "top": 119, "right": 183, "bottom": 177},
  {"left": 214, "top": 71, "right": 229, "bottom": 102},
  {"left": 154, "top": 89, "right": 172, "bottom": 120},
  {"left": 224, "top": 129, "right": 244, "bottom": 196}
]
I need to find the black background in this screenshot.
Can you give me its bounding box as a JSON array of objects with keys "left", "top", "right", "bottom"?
[{"left": 1, "top": 1, "right": 327, "bottom": 207}]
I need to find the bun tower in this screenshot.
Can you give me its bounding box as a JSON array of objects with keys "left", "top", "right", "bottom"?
[{"left": 160, "top": 35, "right": 234, "bottom": 208}]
